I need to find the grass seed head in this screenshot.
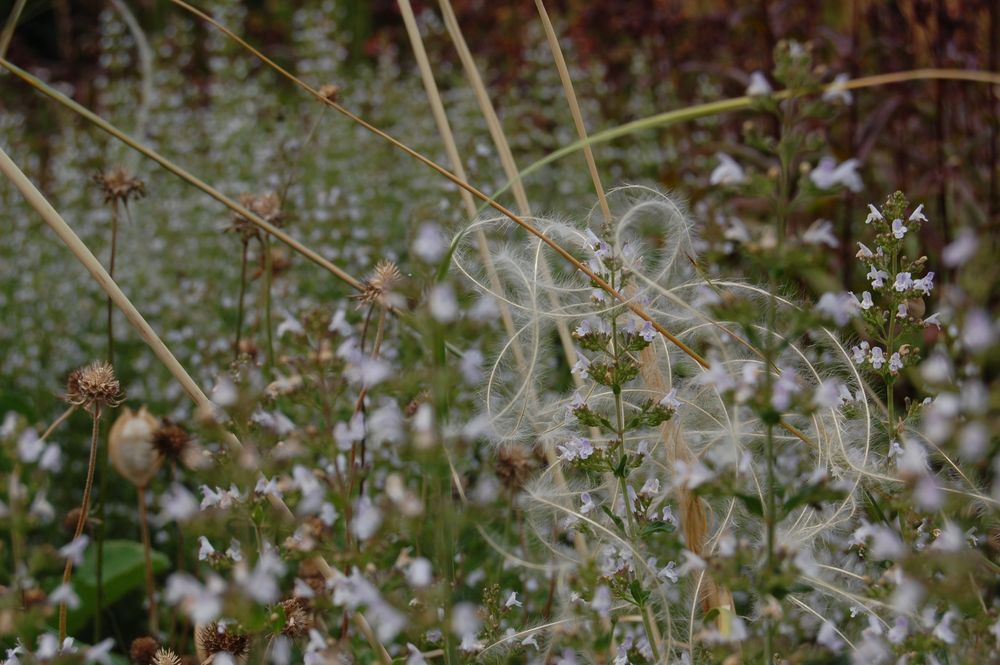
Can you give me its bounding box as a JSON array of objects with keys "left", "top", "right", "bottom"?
[
  {"left": 65, "top": 361, "right": 124, "bottom": 412},
  {"left": 93, "top": 167, "right": 146, "bottom": 206}
]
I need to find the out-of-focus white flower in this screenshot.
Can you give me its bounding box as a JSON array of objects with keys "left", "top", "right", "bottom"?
[
  {"left": 822, "top": 73, "right": 852, "bottom": 104},
  {"left": 164, "top": 572, "right": 223, "bottom": 623},
  {"left": 709, "top": 153, "right": 747, "bottom": 185},
  {"left": 413, "top": 223, "right": 446, "bottom": 263},
  {"left": 351, "top": 496, "right": 382, "bottom": 540},
  {"left": 406, "top": 557, "right": 433, "bottom": 587},
  {"left": 657, "top": 561, "right": 679, "bottom": 583},
  {"left": 815, "top": 291, "right": 860, "bottom": 326},
  {"left": 802, "top": 219, "right": 840, "bottom": 247},
  {"left": 746, "top": 71, "right": 773, "bottom": 96},
  {"left": 48, "top": 583, "right": 80, "bottom": 609},
  {"left": 810, "top": 157, "right": 862, "bottom": 192},
  {"left": 59, "top": 535, "right": 89, "bottom": 566},
  {"left": 428, "top": 284, "right": 458, "bottom": 323},
  {"left": 943, "top": 229, "right": 977, "bottom": 266},
  {"left": 159, "top": 483, "right": 199, "bottom": 523},
  {"left": 84, "top": 638, "right": 115, "bottom": 665}
]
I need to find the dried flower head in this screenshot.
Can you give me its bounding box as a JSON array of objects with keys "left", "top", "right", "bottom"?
[
  {"left": 318, "top": 83, "right": 340, "bottom": 102},
  {"left": 251, "top": 248, "right": 292, "bottom": 280},
  {"left": 353, "top": 259, "right": 402, "bottom": 309},
  {"left": 93, "top": 167, "right": 146, "bottom": 205},
  {"left": 195, "top": 622, "right": 250, "bottom": 663},
  {"left": 276, "top": 597, "right": 313, "bottom": 637},
  {"left": 108, "top": 406, "right": 162, "bottom": 487},
  {"left": 226, "top": 192, "right": 283, "bottom": 242},
  {"left": 63, "top": 507, "right": 86, "bottom": 533},
  {"left": 151, "top": 648, "right": 182, "bottom": 665},
  {"left": 495, "top": 445, "right": 537, "bottom": 492},
  {"left": 152, "top": 419, "right": 190, "bottom": 461},
  {"left": 65, "top": 361, "right": 124, "bottom": 412},
  {"left": 129, "top": 636, "right": 159, "bottom": 665}
]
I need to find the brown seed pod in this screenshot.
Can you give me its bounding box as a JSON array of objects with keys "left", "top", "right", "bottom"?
[
  {"left": 194, "top": 622, "right": 250, "bottom": 664},
  {"left": 129, "top": 636, "right": 159, "bottom": 665},
  {"left": 108, "top": 406, "right": 162, "bottom": 487}
]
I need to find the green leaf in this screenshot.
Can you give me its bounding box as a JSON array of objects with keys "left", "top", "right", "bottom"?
[
  {"left": 60, "top": 539, "right": 169, "bottom": 633},
  {"left": 736, "top": 492, "right": 765, "bottom": 517}
]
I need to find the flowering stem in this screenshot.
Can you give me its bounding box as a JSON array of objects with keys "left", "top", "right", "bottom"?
[{"left": 59, "top": 406, "right": 102, "bottom": 643}]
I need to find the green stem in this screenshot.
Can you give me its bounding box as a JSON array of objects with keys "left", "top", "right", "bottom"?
[{"left": 234, "top": 239, "right": 249, "bottom": 359}]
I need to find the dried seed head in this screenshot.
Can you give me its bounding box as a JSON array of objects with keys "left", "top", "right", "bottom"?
[
  {"left": 495, "top": 445, "right": 536, "bottom": 492},
  {"left": 251, "top": 248, "right": 292, "bottom": 280},
  {"left": 129, "top": 636, "right": 159, "bottom": 665},
  {"left": 93, "top": 167, "right": 146, "bottom": 205},
  {"left": 108, "top": 406, "right": 162, "bottom": 487},
  {"left": 354, "top": 260, "right": 402, "bottom": 310},
  {"left": 151, "top": 648, "right": 182, "bottom": 665},
  {"left": 63, "top": 507, "right": 86, "bottom": 533},
  {"left": 276, "top": 597, "right": 313, "bottom": 637},
  {"left": 227, "top": 192, "right": 284, "bottom": 242},
  {"left": 65, "top": 361, "right": 124, "bottom": 412},
  {"left": 318, "top": 84, "right": 340, "bottom": 102},
  {"left": 195, "top": 623, "right": 250, "bottom": 663},
  {"left": 152, "top": 419, "right": 190, "bottom": 461}
]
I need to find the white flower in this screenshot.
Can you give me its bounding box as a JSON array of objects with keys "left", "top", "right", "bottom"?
[
  {"left": 48, "top": 583, "right": 80, "bottom": 609},
  {"left": 574, "top": 319, "right": 591, "bottom": 336},
  {"left": 860, "top": 291, "right": 873, "bottom": 310},
  {"left": 709, "top": 153, "right": 747, "bottom": 185},
  {"left": 888, "top": 352, "right": 903, "bottom": 374},
  {"left": 908, "top": 204, "right": 927, "bottom": 222},
  {"left": 865, "top": 204, "right": 883, "bottom": 224},
  {"left": 891, "top": 218, "right": 907, "bottom": 239},
  {"left": 657, "top": 561, "right": 679, "bottom": 583},
  {"left": 504, "top": 591, "right": 522, "bottom": 608},
  {"left": 84, "top": 638, "right": 115, "bottom": 665},
  {"left": 59, "top": 535, "right": 89, "bottom": 566},
  {"left": 580, "top": 492, "right": 596, "bottom": 514},
  {"left": 413, "top": 223, "right": 446, "bottom": 263},
  {"left": 817, "top": 621, "right": 844, "bottom": 652},
  {"left": 851, "top": 341, "right": 870, "bottom": 364},
  {"left": 896, "top": 303, "right": 908, "bottom": 319},
  {"left": 933, "top": 610, "right": 958, "bottom": 644},
  {"left": 893, "top": 272, "right": 913, "bottom": 291},
  {"left": 351, "top": 496, "right": 382, "bottom": 540},
  {"left": 816, "top": 291, "right": 859, "bottom": 326},
  {"left": 591, "top": 585, "right": 612, "bottom": 617},
  {"left": 406, "top": 558, "right": 433, "bottom": 587},
  {"left": 802, "top": 219, "right": 840, "bottom": 247},
  {"left": 556, "top": 437, "right": 594, "bottom": 462},
  {"left": 197, "top": 536, "right": 215, "bottom": 561},
  {"left": 746, "top": 70, "right": 772, "bottom": 96},
  {"left": 159, "top": 483, "right": 199, "bottom": 523},
  {"left": 165, "top": 573, "right": 223, "bottom": 623},
  {"left": 867, "top": 266, "right": 889, "bottom": 288},
  {"left": 822, "top": 73, "right": 853, "bottom": 104},
  {"left": 639, "top": 320, "right": 657, "bottom": 342},
  {"left": 659, "top": 388, "right": 681, "bottom": 410},
  {"left": 810, "top": 157, "right": 862, "bottom": 192},
  {"left": 869, "top": 346, "right": 886, "bottom": 369},
  {"left": 571, "top": 354, "right": 590, "bottom": 379},
  {"left": 943, "top": 229, "right": 977, "bottom": 266},
  {"left": 912, "top": 271, "right": 934, "bottom": 295},
  {"left": 814, "top": 379, "right": 848, "bottom": 409},
  {"left": 428, "top": 284, "right": 458, "bottom": 322},
  {"left": 856, "top": 242, "right": 875, "bottom": 259}
]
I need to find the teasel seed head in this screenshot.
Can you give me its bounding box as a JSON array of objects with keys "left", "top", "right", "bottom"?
[
  {"left": 152, "top": 419, "right": 190, "bottom": 462},
  {"left": 227, "top": 192, "right": 284, "bottom": 242},
  {"left": 276, "top": 597, "right": 313, "bottom": 637},
  {"left": 129, "top": 636, "right": 159, "bottom": 665},
  {"left": 65, "top": 361, "right": 124, "bottom": 412},
  {"left": 195, "top": 622, "right": 250, "bottom": 664},
  {"left": 151, "top": 648, "right": 182, "bottom": 665},
  {"left": 93, "top": 167, "right": 146, "bottom": 206},
  {"left": 108, "top": 406, "right": 162, "bottom": 488},
  {"left": 353, "top": 259, "right": 403, "bottom": 310}
]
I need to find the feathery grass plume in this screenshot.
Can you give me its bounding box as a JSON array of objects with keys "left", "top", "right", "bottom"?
[{"left": 457, "top": 186, "right": 884, "bottom": 659}]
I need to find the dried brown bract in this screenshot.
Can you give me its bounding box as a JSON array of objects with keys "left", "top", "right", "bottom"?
[
  {"left": 65, "top": 361, "right": 124, "bottom": 412},
  {"left": 152, "top": 419, "right": 190, "bottom": 462},
  {"left": 93, "top": 167, "right": 146, "bottom": 206},
  {"left": 318, "top": 83, "right": 340, "bottom": 102}
]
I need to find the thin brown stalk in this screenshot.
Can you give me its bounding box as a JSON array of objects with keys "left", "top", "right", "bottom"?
[
  {"left": 137, "top": 486, "right": 158, "bottom": 633},
  {"left": 59, "top": 407, "right": 102, "bottom": 641},
  {"left": 0, "top": 0, "right": 27, "bottom": 57},
  {"left": 165, "top": 0, "right": 706, "bottom": 368}
]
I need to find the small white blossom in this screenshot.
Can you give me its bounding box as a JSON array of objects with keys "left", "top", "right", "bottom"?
[
  {"left": 709, "top": 153, "right": 747, "bottom": 185},
  {"left": 891, "top": 218, "right": 907, "bottom": 239},
  {"left": 746, "top": 71, "right": 772, "bottom": 96}
]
